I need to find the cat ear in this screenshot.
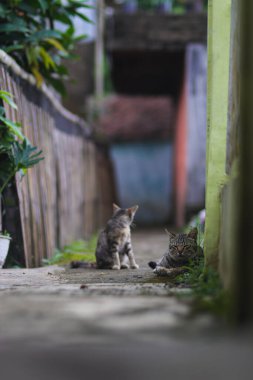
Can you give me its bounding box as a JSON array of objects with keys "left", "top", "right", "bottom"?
[
  {"left": 127, "top": 205, "right": 139, "bottom": 217},
  {"left": 188, "top": 228, "right": 198, "bottom": 241},
  {"left": 131, "top": 205, "right": 139, "bottom": 213},
  {"left": 165, "top": 229, "right": 176, "bottom": 239},
  {"left": 113, "top": 203, "right": 120, "bottom": 213}
]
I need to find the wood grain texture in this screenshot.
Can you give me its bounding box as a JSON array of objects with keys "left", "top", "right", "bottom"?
[{"left": 0, "top": 61, "right": 114, "bottom": 267}]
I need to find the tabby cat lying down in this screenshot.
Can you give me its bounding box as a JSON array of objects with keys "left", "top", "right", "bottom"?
[
  {"left": 71, "top": 203, "right": 139, "bottom": 270},
  {"left": 148, "top": 228, "right": 203, "bottom": 277}
]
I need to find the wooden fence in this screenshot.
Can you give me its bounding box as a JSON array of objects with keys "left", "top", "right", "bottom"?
[{"left": 0, "top": 51, "right": 115, "bottom": 267}]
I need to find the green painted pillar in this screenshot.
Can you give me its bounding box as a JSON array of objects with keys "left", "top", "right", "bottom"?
[{"left": 204, "top": 0, "right": 232, "bottom": 268}]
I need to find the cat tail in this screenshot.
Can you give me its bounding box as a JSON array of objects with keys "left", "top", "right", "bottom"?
[
  {"left": 70, "top": 261, "right": 97, "bottom": 269},
  {"left": 148, "top": 261, "right": 157, "bottom": 269}
]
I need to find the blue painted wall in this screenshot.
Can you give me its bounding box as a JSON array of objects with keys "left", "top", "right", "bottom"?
[{"left": 110, "top": 142, "right": 174, "bottom": 225}]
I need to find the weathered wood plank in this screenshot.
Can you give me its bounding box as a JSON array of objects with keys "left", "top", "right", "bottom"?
[{"left": 0, "top": 54, "right": 115, "bottom": 267}]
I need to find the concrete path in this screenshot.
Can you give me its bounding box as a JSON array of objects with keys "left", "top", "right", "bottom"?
[{"left": 0, "top": 230, "right": 252, "bottom": 380}]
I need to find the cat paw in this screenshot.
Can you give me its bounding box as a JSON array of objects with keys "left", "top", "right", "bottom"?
[
  {"left": 153, "top": 266, "right": 166, "bottom": 275},
  {"left": 120, "top": 263, "right": 129, "bottom": 269},
  {"left": 112, "top": 265, "right": 120, "bottom": 270},
  {"left": 153, "top": 266, "right": 178, "bottom": 278},
  {"left": 131, "top": 263, "right": 139, "bottom": 269}
]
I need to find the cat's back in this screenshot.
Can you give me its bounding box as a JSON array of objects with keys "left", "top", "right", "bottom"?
[
  {"left": 95, "top": 228, "right": 112, "bottom": 268},
  {"left": 106, "top": 217, "right": 130, "bottom": 245},
  {"left": 96, "top": 228, "right": 107, "bottom": 251}
]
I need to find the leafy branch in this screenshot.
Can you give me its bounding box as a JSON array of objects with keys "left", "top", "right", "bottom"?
[
  {"left": 0, "top": 90, "right": 44, "bottom": 195},
  {"left": 0, "top": 0, "right": 93, "bottom": 95}
]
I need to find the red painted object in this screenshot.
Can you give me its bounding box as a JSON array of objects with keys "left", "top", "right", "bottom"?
[{"left": 174, "top": 72, "right": 187, "bottom": 228}]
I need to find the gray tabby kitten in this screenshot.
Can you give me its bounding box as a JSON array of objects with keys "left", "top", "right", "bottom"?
[
  {"left": 148, "top": 228, "right": 203, "bottom": 276},
  {"left": 96, "top": 203, "right": 139, "bottom": 270}
]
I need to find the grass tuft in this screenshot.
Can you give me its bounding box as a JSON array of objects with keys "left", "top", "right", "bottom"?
[
  {"left": 43, "top": 236, "right": 97, "bottom": 266},
  {"left": 176, "top": 214, "right": 231, "bottom": 319},
  {"left": 175, "top": 257, "right": 231, "bottom": 318}
]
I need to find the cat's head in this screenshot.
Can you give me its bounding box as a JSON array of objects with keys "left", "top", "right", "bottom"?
[
  {"left": 167, "top": 228, "right": 198, "bottom": 263},
  {"left": 112, "top": 203, "right": 138, "bottom": 225}
]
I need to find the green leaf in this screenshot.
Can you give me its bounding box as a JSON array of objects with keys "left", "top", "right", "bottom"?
[
  {"left": 0, "top": 106, "right": 5, "bottom": 117},
  {"left": 54, "top": 64, "right": 68, "bottom": 76},
  {"left": 0, "top": 24, "right": 29, "bottom": 33},
  {"left": 67, "top": 1, "right": 94, "bottom": 10},
  {"left": 4, "top": 45, "right": 24, "bottom": 53},
  {"left": 62, "top": 25, "right": 75, "bottom": 38},
  {"left": 46, "top": 77, "right": 66, "bottom": 96},
  {"left": 0, "top": 4, "right": 10, "bottom": 17},
  {"left": 38, "top": 0, "right": 48, "bottom": 12},
  {"left": 0, "top": 90, "right": 13, "bottom": 97},
  {"left": 0, "top": 116, "right": 25, "bottom": 141},
  {"left": 53, "top": 10, "right": 74, "bottom": 26},
  {"left": 26, "top": 29, "right": 62, "bottom": 43},
  {"left": 26, "top": 46, "right": 41, "bottom": 66},
  {"left": 13, "top": 139, "right": 44, "bottom": 170},
  {"left": 74, "top": 12, "right": 93, "bottom": 24},
  {"left": 18, "top": 3, "right": 39, "bottom": 14},
  {"left": 45, "top": 38, "right": 68, "bottom": 53},
  {"left": 0, "top": 151, "right": 16, "bottom": 193},
  {"left": 0, "top": 93, "right": 18, "bottom": 110},
  {"left": 73, "top": 33, "right": 88, "bottom": 42},
  {"left": 39, "top": 47, "right": 56, "bottom": 70},
  {"left": 31, "top": 66, "right": 44, "bottom": 87}
]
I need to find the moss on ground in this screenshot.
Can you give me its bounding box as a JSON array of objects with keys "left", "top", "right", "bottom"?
[{"left": 142, "top": 276, "right": 173, "bottom": 285}]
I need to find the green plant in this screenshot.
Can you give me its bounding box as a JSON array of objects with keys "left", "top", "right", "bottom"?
[
  {"left": 0, "top": 90, "right": 44, "bottom": 195},
  {"left": 174, "top": 211, "right": 231, "bottom": 319},
  {"left": 0, "top": 230, "right": 10, "bottom": 237},
  {"left": 43, "top": 237, "right": 97, "bottom": 265},
  {"left": 175, "top": 254, "right": 230, "bottom": 319},
  {"left": 184, "top": 209, "right": 205, "bottom": 247},
  {"left": 0, "top": 0, "right": 92, "bottom": 95}
]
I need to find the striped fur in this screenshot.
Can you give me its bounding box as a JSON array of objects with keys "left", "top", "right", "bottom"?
[
  {"left": 148, "top": 228, "right": 203, "bottom": 277},
  {"left": 95, "top": 204, "right": 139, "bottom": 270}
]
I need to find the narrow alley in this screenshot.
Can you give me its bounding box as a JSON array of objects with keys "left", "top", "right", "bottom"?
[{"left": 1, "top": 231, "right": 253, "bottom": 380}]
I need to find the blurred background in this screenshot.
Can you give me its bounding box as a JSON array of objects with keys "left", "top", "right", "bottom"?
[
  {"left": 0, "top": 0, "right": 208, "bottom": 268},
  {"left": 62, "top": 0, "right": 208, "bottom": 227}
]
